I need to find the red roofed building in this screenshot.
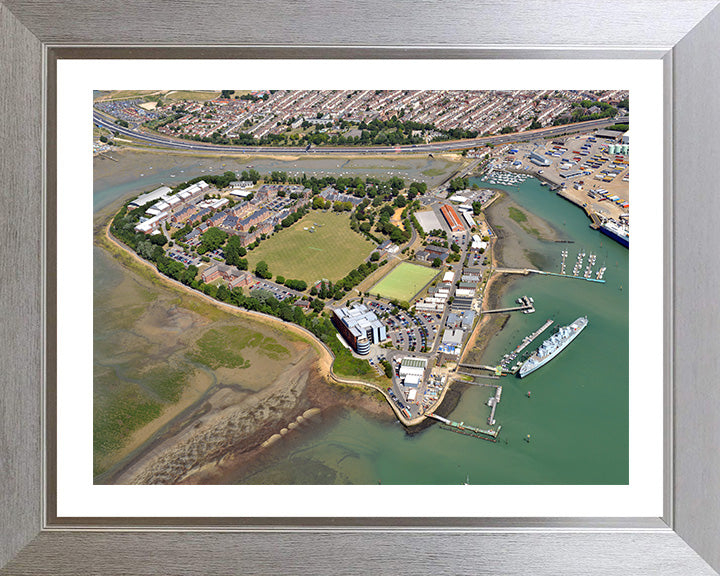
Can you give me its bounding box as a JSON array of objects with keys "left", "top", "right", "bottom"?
[{"left": 440, "top": 204, "right": 464, "bottom": 233}]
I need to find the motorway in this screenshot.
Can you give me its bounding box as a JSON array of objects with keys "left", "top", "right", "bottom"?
[{"left": 93, "top": 110, "right": 628, "bottom": 156}]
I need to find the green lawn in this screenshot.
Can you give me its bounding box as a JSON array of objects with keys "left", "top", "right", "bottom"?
[
  {"left": 246, "top": 211, "right": 375, "bottom": 284},
  {"left": 370, "top": 262, "right": 440, "bottom": 302}
]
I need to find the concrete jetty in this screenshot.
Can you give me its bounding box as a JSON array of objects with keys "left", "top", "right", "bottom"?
[
  {"left": 487, "top": 386, "right": 502, "bottom": 425},
  {"left": 427, "top": 413, "right": 501, "bottom": 441}
]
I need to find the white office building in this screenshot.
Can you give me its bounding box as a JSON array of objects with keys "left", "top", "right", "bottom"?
[{"left": 332, "top": 304, "right": 387, "bottom": 355}]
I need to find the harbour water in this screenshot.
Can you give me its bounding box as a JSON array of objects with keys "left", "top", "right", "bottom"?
[{"left": 94, "top": 157, "right": 628, "bottom": 485}]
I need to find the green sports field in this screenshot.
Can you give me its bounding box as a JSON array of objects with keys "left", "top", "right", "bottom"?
[
  {"left": 370, "top": 262, "right": 439, "bottom": 302},
  {"left": 246, "top": 211, "right": 374, "bottom": 284}
]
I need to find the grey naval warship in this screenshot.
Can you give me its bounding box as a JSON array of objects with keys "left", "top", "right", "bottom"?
[{"left": 518, "top": 316, "right": 588, "bottom": 378}]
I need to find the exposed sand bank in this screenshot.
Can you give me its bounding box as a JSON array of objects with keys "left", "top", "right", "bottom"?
[
  {"left": 108, "top": 348, "right": 319, "bottom": 484},
  {"left": 487, "top": 194, "right": 563, "bottom": 270},
  {"left": 183, "top": 370, "right": 394, "bottom": 485}
]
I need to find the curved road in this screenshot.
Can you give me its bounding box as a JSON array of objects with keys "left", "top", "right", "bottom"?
[{"left": 94, "top": 110, "right": 627, "bottom": 156}]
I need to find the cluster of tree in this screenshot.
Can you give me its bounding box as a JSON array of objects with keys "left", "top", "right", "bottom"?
[
  {"left": 197, "top": 227, "right": 228, "bottom": 255},
  {"left": 254, "top": 260, "right": 272, "bottom": 279},
  {"left": 134, "top": 235, "right": 167, "bottom": 259},
  {"left": 170, "top": 171, "right": 238, "bottom": 194},
  {"left": 239, "top": 93, "right": 269, "bottom": 102},
  {"left": 426, "top": 238, "right": 448, "bottom": 248},
  {"left": 110, "top": 205, "right": 201, "bottom": 287},
  {"left": 312, "top": 196, "right": 332, "bottom": 210},
  {"left": 553, "top": 100, "right": 617, "bottom": 126},
  {"left": 224, "top": 235, "right": 248, "bottom": 269},
  {"left": 528, "top": 117, "right": 542, "bottom": 130},
  {"left": 312, "top": 280, "right": 345, "bottom": 301},
  {"left": 607, "top": 123, "right": 629, "bottom": 132},
  {"left": 268, "top": 171, "right": 288, "bottom": 183},
  {"left": 409, "top": 213, "right": 425, "bottom": 238},
  {"left": 332, "top": 201, "right": 354, "bottom": 212},
  {"left": 332, "top": 176, "right": 365, "bottom": 197},
  {"left": 115, "top": 119, "right": 129, "bottom": 128},
  {"left": 406, "top": 181, "right": 427, "bottom": 200},
  {"left": 143, "top": 112, "right": 185, "bottom": 131},
  {"left": 351, "top": 118, "right": 431, "bottom": 146},
  {"left": 110, "top": 202, "right": 156, "bottom": 250},
  {"left": 291, "top": 174, "right": 406, "bottom": 203},
  {"left": 335, "top": 260, "right": 380, "bottom": 293},
  {"left": 448, "top": 177, "right": 469, "bottom": 192},
  {"left": 220, "top": 90, "right": 235, "bottom": 99},
  {"left": 276, "top": 277, "right": 308, "bottom": 292},
  {"left": 352, "top": 215, "right": 383, "bottom": 244},
  {"left": 155, "top": 253, "right": 199, "bottom": 286},
  {"left": 380, "top": 358, "right": 393, "bottom": 379},
  {"left": 280, "top": 207, "right": 308, "bottom": 228},
  {"left": 375, "top": 204, "right": 411, "bottom": 244},
  {"left": 240, "top": 169, "right": 261, "bottom": 183},
  {"left": 472, "top": 200, "right": 483, "bottom": 215}
]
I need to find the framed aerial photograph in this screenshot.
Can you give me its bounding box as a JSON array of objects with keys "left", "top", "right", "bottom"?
[
  {"left": 2, "top": 1, "right": 720, "bottom": 575},
  {"left": 52, "top": 58, "right": 663, "bottom": 520}
]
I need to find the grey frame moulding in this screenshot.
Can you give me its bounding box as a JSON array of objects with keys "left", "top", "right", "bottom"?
[{"left": 1, "top": 1, "right": 719, "bottom": 575}]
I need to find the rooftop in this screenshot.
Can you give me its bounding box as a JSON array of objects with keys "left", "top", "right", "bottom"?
[{"left": 401, "top": 357, "right": 427, "bottom": 369}]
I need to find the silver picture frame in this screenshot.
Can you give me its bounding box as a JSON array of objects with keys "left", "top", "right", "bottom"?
[{"left": 1, "top": 1, "right": 719, "bottom": 574}]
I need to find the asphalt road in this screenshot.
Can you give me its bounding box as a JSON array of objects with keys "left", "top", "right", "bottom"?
[{"left": 94, "top": 111, "right": 628, "bottom": 156}]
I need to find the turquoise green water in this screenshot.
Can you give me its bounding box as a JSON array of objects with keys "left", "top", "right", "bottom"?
[
  {"left": 232, "top": 177, "right": 629, "bottom": 485},
  {"left": 94, "top": 166, "right": 628, "bottom": 485}
]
